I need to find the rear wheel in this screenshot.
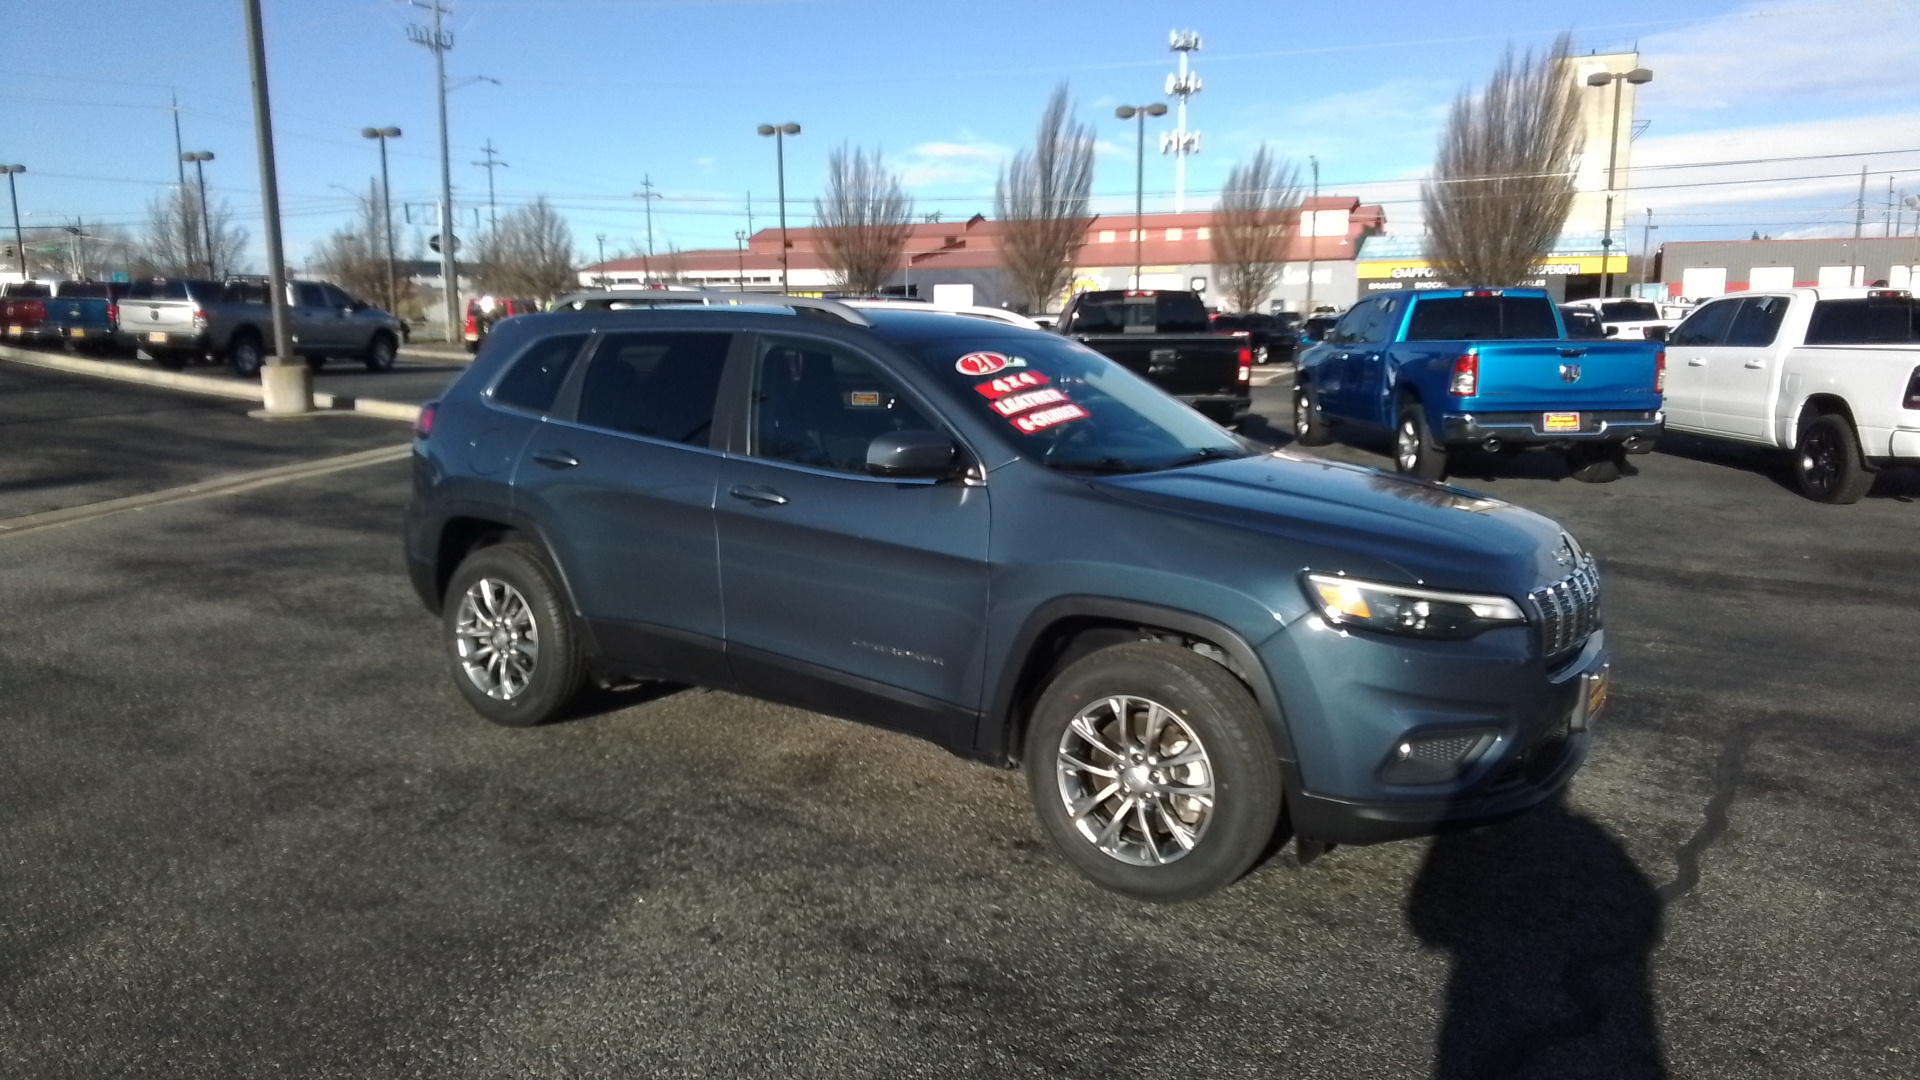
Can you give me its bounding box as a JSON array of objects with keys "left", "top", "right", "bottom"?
[
  {"left": 226, "top": 333, "right": 264, "bottom": 377},
  {"left": 443, "top": 542, "right": 587, "bottom": 726},
  {"left": 1024, "top": 641, "right": 1283, "bottom": 903},
  {"left": 1394, "top": 401, "right": 1448, "bottom": 481},
  {"left": 364, "top": 332, "right": 397, "bottom": 372},
  {"left": 1292, "top": 381, "right": 1333, "bottom": 446},
  {"left": 1793, "top": 413, "right": 1873, "bottom": 504}
]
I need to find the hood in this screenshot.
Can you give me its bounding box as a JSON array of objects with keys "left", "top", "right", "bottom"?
[{"left": 1090, "top": 452, "right": 1578, "bottom": 596}]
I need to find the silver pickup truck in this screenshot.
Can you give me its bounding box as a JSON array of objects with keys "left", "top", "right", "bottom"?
[{"left": 117, "top": 277, "right": 405, "bottom": 375}]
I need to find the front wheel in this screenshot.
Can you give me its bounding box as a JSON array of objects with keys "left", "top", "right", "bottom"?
[
  {"left": 364, "top": 332, "right": 397, "bottom": 373},
  {"left": 443, "top": 542, "right": 587, "bottom": 727},
  {"left": 226, "top": 334, "right": 264, "bottom": 377},
  {"left": 1793, "top": 413, "right": 1873, "bottom": 504},
  {"left": 1024, "top": 641, "right": 1283, "bottom": 903},
  {"left": 1253, "top": 345, "right": 1270, "bottom": 366},
  {"left": 1293, "top": 382, "right": 1333, "bottom": 446},
  {"left": 1394, "top": 402, "right": 1448, "bottom": 481}
]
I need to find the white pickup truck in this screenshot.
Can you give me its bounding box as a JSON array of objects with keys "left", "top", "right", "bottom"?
[
  {"left": 1560, "top": 297, "right": 1676, "bottom": 341},
  {"left": 1663, "top": 287, "right": 1920, "bottom": 502}
]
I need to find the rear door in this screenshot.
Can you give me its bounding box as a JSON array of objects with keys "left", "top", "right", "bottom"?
[
  {"left": 714, "top": 332, "right": 989, "bottom": 747},
  {"left": 1664, "top": 297, "right": 1741, "bottom": 431},
  {"left": 1699, "top": 295, "right": 1791, "bottom": 439}
]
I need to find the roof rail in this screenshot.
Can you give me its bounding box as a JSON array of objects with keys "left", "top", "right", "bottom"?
[{"left": 548, "top": 288, "right": 871, "bottom": 327}]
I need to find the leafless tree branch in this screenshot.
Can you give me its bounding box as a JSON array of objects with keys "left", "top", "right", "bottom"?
[
  {"left": 814, "top": 145, "right": 913, "bottom": 296},
  {"left": 474, "top": 196, "right": 578, "bottom": 301},
  {"left": 995, "top": 84, "right": 1095, "bottom": 314},
  {"left": 136, "top": 183, "right": 248, "bottom": 279},
  {"left": 1212, "top": 146, "right": 1301, "bottom": 313}
]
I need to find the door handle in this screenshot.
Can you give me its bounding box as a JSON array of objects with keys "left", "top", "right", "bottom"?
[
  {"left": 1559, "top": 347, "right": 1587, "bottom": 358},
  {"left": 530, "top": 449, "right": 579, "bottom": 469},
  {"left": 1743, "top": 360, "right": 1765, "bottom": 369},
  {"left": 729, "top": 484, "right": 788, "bottom": 506},
  {"left": 1686, "top": 358, "right": 1706, "bottom": 367}
]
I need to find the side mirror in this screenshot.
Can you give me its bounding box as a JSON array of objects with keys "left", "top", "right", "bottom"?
[
  {"left": 1603, "top": 324, "right": 1620, "bottom": 337},
  {"left": 866, "top": 430, "right": 958, "bottom": 479}
]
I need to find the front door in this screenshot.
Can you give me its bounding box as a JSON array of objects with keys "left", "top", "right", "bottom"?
[
  {"left": 1662, "top": 296, "right": 1742, "bottom": 432},
  {"left": 1699, "top": 295, "right": 1791, "bottom": 440},
  {"left": 715, "top": 333, "right": 990, "bottom": 749},
  {"left": 513, "top": 329, "right": 735, "bottom": 684}
]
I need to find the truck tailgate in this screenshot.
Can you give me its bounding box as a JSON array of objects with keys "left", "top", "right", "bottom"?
[
  {"left": 1074, "top": 333, "right": 1245, "bottom": 395},
  {"left": 121, "top": 299, "right": 200, "bottom": 336},
  {"left": 1468, "top": 340, "right": 1661, "bottom": 410}
]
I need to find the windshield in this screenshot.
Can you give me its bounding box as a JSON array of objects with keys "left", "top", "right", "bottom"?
[{"left": 904, "top": 334, "right": 1250, "bottom": 473}]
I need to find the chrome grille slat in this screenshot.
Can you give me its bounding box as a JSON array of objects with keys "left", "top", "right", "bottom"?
[{"left": 1530, "top": 558, "right": 1601, "bottom": 659}]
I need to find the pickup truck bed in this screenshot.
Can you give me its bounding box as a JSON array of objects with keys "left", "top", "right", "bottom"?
[{"left": 1056, "top": 290, "right": 1250, "bottom": 423}]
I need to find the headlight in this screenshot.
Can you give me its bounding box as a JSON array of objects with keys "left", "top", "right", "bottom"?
[{"left": 1303, "top": 573, "right": 1526, "bottom": 640}]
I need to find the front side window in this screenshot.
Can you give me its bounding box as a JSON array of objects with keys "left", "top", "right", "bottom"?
[
  {"left": 295, "top": 283, "right": 329, "bottom": 308},
  {"left": 1327, "top": 300, "right": 1374, "bottom": 345},
  {"left": 321, "top": 284, "right": 357, "bottom": 309},
  {"left": 1724, "top": 296, "right": 1791, "bottom": 348},
  {"left": 492, "top": 333, "right": 588, "bottom": 414},
  {"left": 574, "top": 331, "right": 730, "bottom": 446},
  {"left": 1670, "top": 298, "right": 1741, "bottom": 346},
  {"left": 750, "top": 337, "right": 940, "bottom": 474},
  {"left": 903, "top": 334, "right": 1250, "bottom": 474}
]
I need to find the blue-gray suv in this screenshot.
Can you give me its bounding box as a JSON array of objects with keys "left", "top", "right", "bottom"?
[{"left": 405, "top": 304, "right": 1611, "bottom": 901}]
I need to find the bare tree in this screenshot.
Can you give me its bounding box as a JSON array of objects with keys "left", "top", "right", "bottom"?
[
  {"left": 814, "top": 144, "right": 913, "bottom": 296},
  {"left": 6, "top": 222, "right": 136, "bottom": 279},
  {"left": 995, "top": 84, "right": 1096, "bottom": 314},
  {"left": 1422, "top": 33, "right": 1585, "bottom": 286},
  {"left": 135, "top": 182, "right": 248, "bottom": 279},
  {"left": 473, "top": 196, "right": 578, "bottom": 300},
  {"left": 312, "top": 185, "right": 416, "bottom": 310},
  {"left": 1212, "top": 147, "right": 1301, "bottom": 313}
]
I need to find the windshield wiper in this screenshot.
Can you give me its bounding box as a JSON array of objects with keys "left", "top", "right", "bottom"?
[
  {"left": 1155, "top": 447, "right": 1248, "bottom": 470},
  {"left": 1048, "top": 457, "right": 1155, "bottom": 475}
]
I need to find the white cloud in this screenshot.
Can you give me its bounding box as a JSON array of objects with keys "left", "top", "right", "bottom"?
[
  {"left": 899, "top": 137, "right": 1010, "bottom": 190},
  {"left": 1639, "top": 0, "right": 1920, "bottom": 115}
]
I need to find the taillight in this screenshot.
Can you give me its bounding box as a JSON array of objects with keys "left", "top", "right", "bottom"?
[
  {"left": 1237, "top": 345, "right": 1252, "bottom": 383},
  {"left": 1904, "top": 367, "right": 1920, "bottom": 410},
  {"left": 191, "top": 306, "right": 207, "bottom": 331},
  {"left": 1449, "top": 352, "right": 1478, "bottom": 396},
  {"left": 1654, "top": 350, "right": 1666, "bottom": 394},
  {"left": 413, "top": 402, "right": 437, "bottom": 439},
  {"left": 106, "top": 300, "right": 119, "bottom": 331},
  {"left": 464, "top": 309, "right": 476, "bottom": 335}
]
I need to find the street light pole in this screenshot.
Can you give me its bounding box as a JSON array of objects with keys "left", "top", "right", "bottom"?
[
  {"left": 634, "top": 175, "right": 660, "bottom": 284},
  {"left": 1114, "top": 103, "right": 1167, "bottom": 289},
  {"left": 735, "top": 229, "right": 748, "bottom": 292},
  {"left": 756, "top": 124, "right": 800, "bottom": 293},
  {"left": 0, "top": 166, "right": 24, "bottom": 278},
  {"left": 1586, "top": 66, "right": 1653, "bottom": 299},
  {"left": 181, "top": 152, "right": 216, "bottom": 278},
  {"left": 241, "top": 0, "right": 308, "bottom": 414},
  {"left": 408, "top": 0, "right": 459, "bottom": 345},
  {"left": 595, "top": 233, "right": 606, "bottom": 289},
  {"left": 1306, "top": 155, "right": 1319, "bottom": 315},
  {"left": 361, "top": 127, "right": 402, "bottom": 314}
]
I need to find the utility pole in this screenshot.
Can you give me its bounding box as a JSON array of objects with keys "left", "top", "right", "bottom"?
[
  {"left": 746, "top": 191, "right": 754, "bottom": 236},
  {"left": 1888, "top": 176, "right": 1897, "bottom": 238},
  {"left": 595, "top": 233, "right": 606, "bottom": 289},
  {"left": 1855, "top": 164, "right": 1867, "bottom": 239},
  {"left": 1161, "top": 31, "right": 1203, "bottom": 214},
  {"left": 1, "top": 167, "right": 25, "bottom": 278},
  {"left": 408, "top": 0, "right": 459, "bottom": 344},
  {"left": 170, "top": 90, "right": 187, "bottom": 187},
  {"left": 1305, "top": 155, "right": 1318, "bottom": 315},
  {"left": 634, "top": 175, "right": 660, "bottom": 283},
  {"left": 1642, "top": 208, "right": 1657, "bottom": 284},
  {"left": 735, "top": 229, "right": 748, "bottom": 292},
  {"left": 473, "top": 139, "right": 506, "bottom": 232},
  {"left": 242, "top": 0, "right": 309, "bottom": 415}
]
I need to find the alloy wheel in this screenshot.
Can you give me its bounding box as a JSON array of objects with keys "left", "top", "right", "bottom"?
[
  {"left": 1055, "top": 695, "right": 1215, "bottom": 866},
  {"left": 1397, "top": 419, "right": 1421, "bottom": 472},
  {"left": 1295, "top": 389, "right": 1312, "bottom": 435},
  {"left": 453, "top": 577, "right": 540, "bottom": 700},
  {"left": 1800, "top": 426, "right": 1839, "bottom": 495}
]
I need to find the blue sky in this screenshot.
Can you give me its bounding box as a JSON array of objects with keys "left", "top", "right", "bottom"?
[{"left": 4, "top": 0, "right": 1918, "bottom": 270}]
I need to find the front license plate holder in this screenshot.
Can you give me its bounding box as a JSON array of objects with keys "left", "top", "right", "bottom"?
[
  {"left": 1543, "top": 411, "right": 1581, "bottom": 432},
  {"left": 1572, "top": 663, "right": 1610, "bottom": 731}
]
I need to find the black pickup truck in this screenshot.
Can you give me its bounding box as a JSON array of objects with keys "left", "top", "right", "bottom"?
[{"left": 1055, "top": 290, "right": 1251, "bottom": 423}]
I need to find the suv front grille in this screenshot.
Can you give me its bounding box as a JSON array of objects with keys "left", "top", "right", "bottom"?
[{"left": 1530, "top": 559, "right": 1600, "bottom": 660}]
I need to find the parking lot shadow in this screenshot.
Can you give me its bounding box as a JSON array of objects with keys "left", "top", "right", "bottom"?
[{"left": 1407, "top": 796, "right": 1666, "bottom": 1080}]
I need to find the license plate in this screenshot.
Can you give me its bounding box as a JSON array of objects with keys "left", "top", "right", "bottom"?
[
  {"left": 69, "top": 328, "right": 85, "bottom": 338},
  {"left": 1543, "top": 411, "right": 1580, "bottom": 432},
  {"left": 6, "top": 325, "right": 20, "bottom": 336},
  {"left": 148, "top": 332, "right": 168, "bottom": 343}
]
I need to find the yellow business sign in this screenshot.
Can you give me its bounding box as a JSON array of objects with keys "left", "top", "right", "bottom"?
[{"left": 1357, "top": 255, "right": 1628, "bottom": 280}]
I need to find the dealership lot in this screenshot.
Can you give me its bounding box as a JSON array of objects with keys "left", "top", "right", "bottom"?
[{"left": 2, "top": 362, "right": 1915, "bottom": 1078}]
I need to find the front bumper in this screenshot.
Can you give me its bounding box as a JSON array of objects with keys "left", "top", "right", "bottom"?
[{"left": 1442, "top": 410, "right": 1663, "bottom": 451}]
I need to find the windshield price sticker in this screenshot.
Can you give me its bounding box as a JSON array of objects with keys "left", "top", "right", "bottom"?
[
  {"left": 973, "top": 370, "right": 1049, "bottom": 399},
  {"left": 1011, "top": 403, "right": 1088, "bottom": 433},
  {"left": 990, "top": 387, "right": 1071, "bottom": 417},
  {"left": 955, "top": 351, "right": 1028, "bottom": 376}
]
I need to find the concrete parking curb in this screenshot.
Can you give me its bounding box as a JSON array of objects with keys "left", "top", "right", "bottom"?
[{"left": 0, "top": 345, "right": 421, "bottom": 423}]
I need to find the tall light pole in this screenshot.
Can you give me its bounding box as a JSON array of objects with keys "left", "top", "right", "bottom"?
[
  {"left": 180, "top": 152, "right": 217, "bottom": 278},
  {"left": 1161, "top": 31, "right": 1203, "bottom": 214},
  {"left": 1, "top": 166, "right": 24, "bottom": 278},
  {"left": 242, "top": 0, "right": 308, "bottom": 415},
  {"left": 1305, "top": 155, "right": 1319, "bottom": 315},
  {"left": 1586, "top": 66, "right": 1653, "bottom": 299},
  {"left": 734, "top": 229, "right": 748, "bottom": 292},
  {"left": 595, "top": 233, "right": 607, "bottom": 288},
  {"left": 1641, "top": 208, "right": 1657, "bottom": 284},
  {"left": 1115, "top": 103, "right": 1167, "bottom": 289},
  {"left": 408, "top": 0, "right": 459, "bottom": 344},
  {"left": 361, "top": 127, "right": 402, "bottom": 314},
  {"left": 756, "top": 123, "right": 800, "bottom": 293}
]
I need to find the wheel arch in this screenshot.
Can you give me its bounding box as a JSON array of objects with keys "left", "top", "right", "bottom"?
[
  {"left": 984, "top": 596, "right": 1296, "bottom": 770},
  {"left": 431, "top": 512, "right": 586, "bottom": 621},
  {"left": 1796, "top": 392, "right": 1857, "bottom": 430},
  {"left": 225, "top": 323, "right": 264, "bottom": 354}
]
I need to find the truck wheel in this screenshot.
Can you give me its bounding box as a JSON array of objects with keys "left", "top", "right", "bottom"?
[
  {"left": 1394, "top": 402, "right": 1448, "bottom": 481},
  {"left": 1293, "top": 382, "right": 1333, "bottom": 446},
  {"left": 1253, "top": 345, "right": 1270, "bottom": 366},
  {"left": 443, "top": 542, "right": 587, "bottom": 727},
  {"left": 1023, "top": 640, "right": 1283, "bottom": 903},
  {"left": 1568, "top": 445, "right": 1624, "bottom": 483},
  {"left": 364, "top": 332, "right": 398, "bottom": 373},
  {"left": 226, "top": 333, "right": 264, "bottom": 377},
  {"left": 1793, "top": 413, "right": 1873, "bottom": 504}
]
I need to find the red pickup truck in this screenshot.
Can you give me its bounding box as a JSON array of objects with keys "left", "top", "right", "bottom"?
[{"left": 1, "top": 281, "right": 52, "bottom": 344}]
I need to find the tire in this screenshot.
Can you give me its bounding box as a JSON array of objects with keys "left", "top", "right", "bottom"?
[
  {"left": 1567, "top": 444, "right": 1625, "bottom": 484},
  {"left": 364, "top": 332, "right": 397, "bottom": 373},
  {"left": 1293, "top": 381, "right": 1333, "bottom": 446},
  {"left": 1253, "top": 344, "right": 1270, "bottom": 366},
  {"left": 1023, "top": 640, "right": 1283, "bottom": 903},
  {"left": 226, "top": 332, "right": 264, "bottom": 377},
  {"left": 442, "top": 542, "right": 587, "bottom": 727},
  {"left": 1394, "top": 401, "right": 1448, "bottom": 481},
  {"left": 306, "top": 355, "right": 327, "bottom": 373},
  {"left": 1793, "top": 413, "right": 1874, "bottom": 504}
]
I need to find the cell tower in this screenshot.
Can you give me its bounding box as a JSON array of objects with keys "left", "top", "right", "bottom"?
[{"left": 1161, "top": 30, "right": 1202, "bottom": 213}]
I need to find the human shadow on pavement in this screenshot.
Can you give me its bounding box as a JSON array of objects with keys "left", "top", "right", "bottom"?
[{"left": 1407, "top": 796, "right": 1667, "bottom": 1080}]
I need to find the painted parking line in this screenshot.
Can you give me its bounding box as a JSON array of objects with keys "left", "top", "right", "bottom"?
[{"left": 0, "top": 444, "right": 413, "bottom": 541}]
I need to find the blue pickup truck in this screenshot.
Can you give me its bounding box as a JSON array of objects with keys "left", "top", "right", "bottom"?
[
  {"left": 1294, "top": 288, "right": 1665, "bottom": 482},
  {"left": 43, "top": 280, "right": 128, "bottom": 354}
]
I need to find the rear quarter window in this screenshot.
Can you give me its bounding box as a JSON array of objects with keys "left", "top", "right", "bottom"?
[
  {"left": 1805, "top": 298, "right": 1920, "bottom": 344},
  {"left": 491, "top": 333, "right": 589, "bottom": 414}
]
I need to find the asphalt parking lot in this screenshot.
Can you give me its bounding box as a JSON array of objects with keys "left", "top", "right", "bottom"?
[{"left": 2, "top": 359, "right": 1915, "bottom": 1079}]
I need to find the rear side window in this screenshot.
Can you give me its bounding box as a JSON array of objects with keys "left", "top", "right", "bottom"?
[
  {"left": 1404, "top": 296, "right": 1560, "bottom": 340},
  {"left": 491, "top": 333, "right": 588, "bottom": 414},
  {"left": 1805, "top": 298, "right": 1920, "bottom": 344},
  {"left": 1724, "top": 296, "right": 1791, "bottom": 347},
  {"left": 1668, "top": 298, "right": 1740, "bottom": 346},
  {"left": 575, "top": 331, "right": 731, "bottom": 445}
]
